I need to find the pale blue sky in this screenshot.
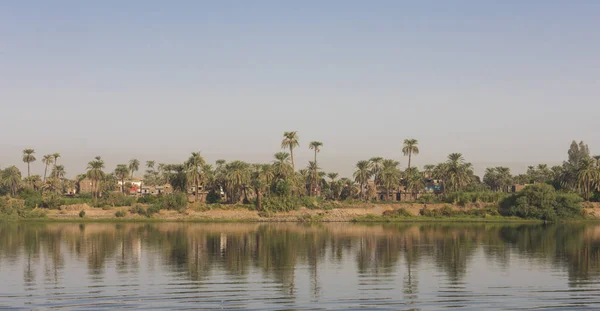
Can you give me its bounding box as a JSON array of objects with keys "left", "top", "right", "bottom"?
[{"left": 1, "top": 1, "right": 599, "bottom": 177}]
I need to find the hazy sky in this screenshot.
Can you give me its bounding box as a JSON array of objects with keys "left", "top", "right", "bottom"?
[{"left": 1, "top": 1, "right": 599, "bottom": 178}]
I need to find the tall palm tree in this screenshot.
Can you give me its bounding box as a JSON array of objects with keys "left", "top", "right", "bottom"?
[
  {"left": 281, "top": 131, "right": 300, "bottom": 172},
  {"left": 402, "top": 139, "right": 419, "bottom": 170},
  {"left": 128, "top": 159, "right": 140, "bottom": 179},
  {"left": 114, "top": 164, "right": 130, "bottom": 193},
  {"left": 87, "top": 156, "right": 105, "bottom": 199},
  {"left": 22, "top": 149, "right": 36, "bottom": 182},
  {"left": 309, "top": 141, "right": 323, "bottom": 166},
  {"left": 41, "top": 154, "right": 54, "bottom": 183},
  {"left": 185, "top": 152, "right": 206, "bottom": 202},
  {"left": 307, "top": 161, "right": 320, "bottom": 196},
  {"left": 353, "top": 160, "right": 373, "bottom": 200},
  {"left": 2, "top": 166, "right": 22, "bottom": 196},
  {"left": 52, "top": 153, "right": 61, "bottom": 178}
]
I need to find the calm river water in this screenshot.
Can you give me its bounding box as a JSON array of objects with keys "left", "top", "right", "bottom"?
[{"left": 1, "top": 222, "right": 600, "bottom": 310}]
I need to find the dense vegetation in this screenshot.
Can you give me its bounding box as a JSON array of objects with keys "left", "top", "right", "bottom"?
[{"left": 1, "top": 135, "right": 599, "bottom": 221}]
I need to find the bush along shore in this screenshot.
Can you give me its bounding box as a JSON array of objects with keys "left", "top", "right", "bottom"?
[
  {"left": 1, "top": 184, "right": 599, "bottom": 222},
  {"left": 1, "top": 137, "right": 600, "bottom": 222}
]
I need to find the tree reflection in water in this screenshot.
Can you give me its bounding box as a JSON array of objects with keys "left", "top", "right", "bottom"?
[{"left": 3, "top": 222, "right": 600, "bottom": 297}]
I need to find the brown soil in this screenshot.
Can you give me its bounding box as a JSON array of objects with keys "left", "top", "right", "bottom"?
[
  {"left": 40, "top": 200, "right": 600, "bottom": 221},
  {"left": 43, "top": 202, "right": 492, "bottom": 222}
]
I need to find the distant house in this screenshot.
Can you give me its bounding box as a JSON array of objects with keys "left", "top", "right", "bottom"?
[
  {"left": 118, "top": 179, "right": 142, "bottom": 194},
  {"left": 511, "top": 184, "right": 529, "bottom": 192},
  {"left": 79, "top": 178, "right": 94, "bottom": 194},
  {"left": 425, "top": 179, "right": 444, "bottom": 193},
  {"left": 140, "top": 184, "right": 173, "bottom": 196}
]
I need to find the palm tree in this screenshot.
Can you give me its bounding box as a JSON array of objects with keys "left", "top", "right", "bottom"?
[
  {"left": 423, "top": 164, "right": 435, "bottom": 179},
  {"left": 273, "top": 152, "right": 293, "bottom": 179},
  {"left": 402, "top": 139, "right": 419, "bottom": 170},
  {"left": 381, "top": 159, "right": 400, "bottom": 200},
  {"left": 52, "top": 165, "right": 66, "bottom": 180},
  {"left": 440, "top": 153, "right": 473, "bottom": 193},
  {"left": 369, "top": 157, "right": 384, "bottom": 187},
  {"left": 327, "top": 172, "right": 340, "bottom": 200},
  {"left": 250, "top": 164, "right": 268, "bottom": 210},
  {"left": 25, "top": 175, "right": 43, "bottom": 191},
  {"left": 128, "top": 159, "right": 140, "bottom": 179},
  {"left": 577, "top": 158, "right": 598, "bottom": 201},
  {"left": 52, "top": 153, "right": 61, "bottom": 178},
  {"left": 307, "top": 161, "right": 320, "bottom": 196},
  {"left": 86, "top": 156, "right": 105, "bottom": 199},
  {"left": 405, "top": 169, "right": 425, "bottom": 200},
  {"left": 114, "top": 164, "right": 130, "bottom": 193},
  {"left": 2, "top": 166, "right": 22, "bottom": 196},
  {"left": 185, "top": 152, "right": 206, "bottom": 202},
  {"left": 41, "top": 154, "right": 54, "bottom": 183},
  {"left": 281, "top": 131, "right": 300, "bottom": 172},
  {"left": 353, "top": 160, "right": 373, "bottom": 200},
  {"left": 146, "top": 160, "right": 155, "bottom": 171},
  {"left": 225, "top": 161, "right": 250, "bottom": 203},
  {"left": 309, "top": 141, "right": 323, "bottom": 165},
  {"left": 22, "top": 149, "right": 36, "bottom": 182}
]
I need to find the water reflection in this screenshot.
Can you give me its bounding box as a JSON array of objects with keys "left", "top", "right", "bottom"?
[{"left": 2, "top": 222, "right": 600, "bottom": 310}]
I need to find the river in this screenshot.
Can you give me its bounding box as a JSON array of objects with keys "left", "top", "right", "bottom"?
[{"left": 1, "top": 222, "right": 600, "bottom": 310}]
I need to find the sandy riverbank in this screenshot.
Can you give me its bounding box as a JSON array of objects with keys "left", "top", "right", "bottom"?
[{"left": 35, "top": 201, "right": 600, "bottom": 222}]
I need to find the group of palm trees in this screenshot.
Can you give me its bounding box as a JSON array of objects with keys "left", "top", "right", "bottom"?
[
  {"left": 2, "top": 138, "right": 599, "bottom": 204},
  {"left": 0, "top": 150, "right": 65, "bottom": 195}
]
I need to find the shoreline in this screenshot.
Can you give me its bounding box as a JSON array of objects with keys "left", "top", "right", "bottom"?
[{"left": 5, "top": 202, "right": 595, "bottom": 223}]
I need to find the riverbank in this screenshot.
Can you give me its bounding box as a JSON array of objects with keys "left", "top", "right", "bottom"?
[{"left": 8, "top": 201, "right": 597, "bottom": 222}]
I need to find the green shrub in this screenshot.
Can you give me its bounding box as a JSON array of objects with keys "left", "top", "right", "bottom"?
[
  {"left": 77, "top": 193, "right": 93, "bottom": 199},
  {"left": 115, "top": 210, "right": 126, "bottom": 217},
  {"left": 161, "top": 193, "right": 187, "bottom": 212},
  {"left": 105, "top": 192, "right": 137, "bottom": 207},
  {"left": 417, "top": 194, "right": 439, "bottom": 204},
  {"left": 41, "top": 192, "right": 63, "bottom": 209},
  {"left": 0, "top": 198, "right": 47, "bottom": 219},
  {"left": 262, "top": 196, "right": 301, "bottom": 212},
  {"left": 382, "top": 208, "right": 413, "bottom": 217},
  {"left": 147, "top": 204, "right": 161, "bottom": 216},
  {"left": 440, "top": 206, "right": 454, "bottom": 216},
  {"left": 129, "top": 204, "right": 147, "bottom": 216},
  {"left": 17, "top": 188, "right": 43, "bottom": 208},
  {"left": 137, "top": 195, "right": 157, "bottom": 204},
  {"left": 500, "top": 184, "right": 583, "bottom": 221},
  {"left": 79, "top": 210, "right": 86, "bottom": 218},
  {"left": 206, "top": 190, "right": 221, "bottom": 204},
  {"left": 444, "top": 191, "right": 508, "bottom": 206},
  {"left": 22, "top": 209, "right": 47, "bottom": 219},
  {"left": 272, "top": 180, "right": 292, "bottom": 197}
]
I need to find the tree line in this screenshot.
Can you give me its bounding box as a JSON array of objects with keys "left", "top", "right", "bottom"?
[{"left": 1, "top": 136, "right": 599, "bottom": 210}]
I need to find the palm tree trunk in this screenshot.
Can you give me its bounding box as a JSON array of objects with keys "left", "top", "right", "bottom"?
[
  {"left": 256, "top": 190, "right": 262, "bottom": 211},
  {"left": 27, "top": 162, "right": 31, "bottom": 181},
  {"left": 43, "top": 164, "right": 48, "bottom": 183},
  {"left": 195, "top": 178, "right": 199, "bottom": 202},
  {"left": 290, "top": 147, "right": 295, "bottom": 172},
  {"left": 408, "top": 152, "right": 412, "bottom": 170}
]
